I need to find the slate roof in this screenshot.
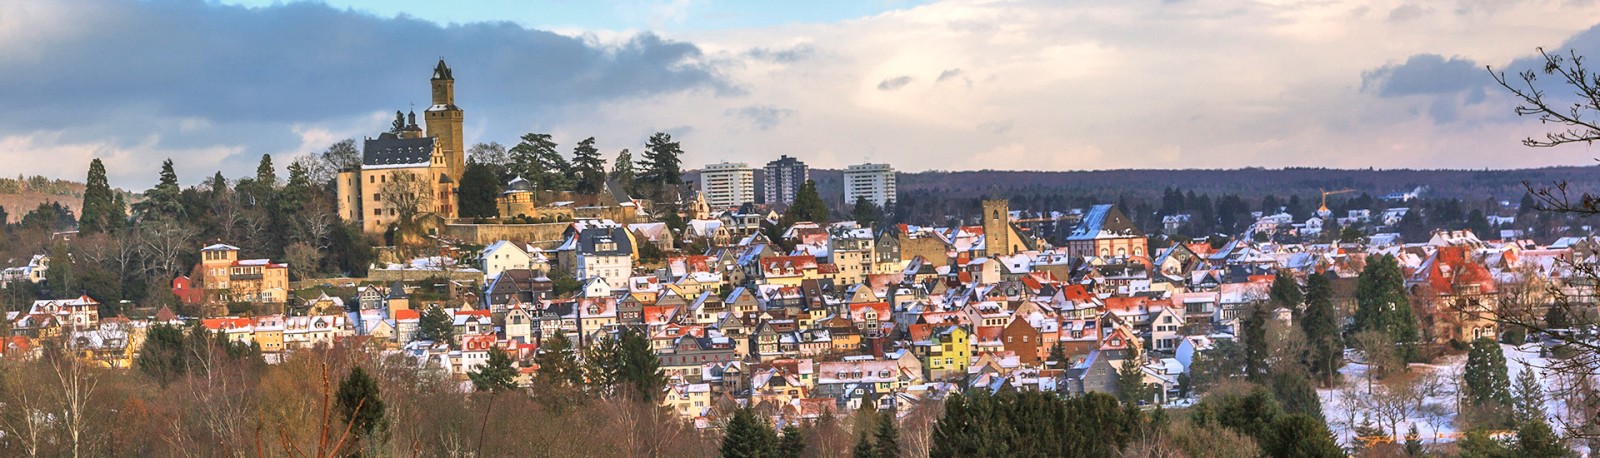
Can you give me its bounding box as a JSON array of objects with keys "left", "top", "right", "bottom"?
[{"left": 362, "top": 132, "right": 436, "bottom": 167}]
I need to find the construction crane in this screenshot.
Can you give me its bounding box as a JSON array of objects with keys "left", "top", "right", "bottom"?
[{"left": 1318, "top": 188, "right": 1355, "bottom": 217}]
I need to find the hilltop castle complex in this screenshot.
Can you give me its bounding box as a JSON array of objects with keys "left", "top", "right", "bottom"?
[{"left": 336, "top": 59, "right": 466, "bottom": 234}]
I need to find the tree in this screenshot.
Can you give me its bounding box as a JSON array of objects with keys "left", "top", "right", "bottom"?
[
  {"left": 531, "top": 332, "right": 584, "bottom": 410},
  {"left": 256, "top": 154, "right": 277, "bottom": 188},
  {"left": 1300, "top": 273, "right": 1343, "bottom": 386},
  {"left": 336, "top": 365, "right": 387, "bottom": 451},
  {"left": 611, "top": 149, "right": 635, "bottom": 193},
  {"left": 134, "top": 159, "right": 183, "bottom": 221},
  {"left": 509, "top": 132, "right": 571, "bottom": 191},
  {"left": 1464, "top": 338, "right": 1513, "bottom": 413},
  {"left": 617, "top": 327, "right": 666, "bottom": 402},
  {"left": 376, "top": 171, "right": 435, "bottom": 229},
  {"left": 1512, "top": 363, "right": 1546, "bottom": 425},
  {"left": 874, "top": 412, "right": 900, "bottom": 458},
  {"left": 389, "top": 110, "right": 405, "bottom": 134},
  {"left": 851, "top": 430, "right": 880, "bottom": 458},
  {"left": 571, "top": 137, "right": 607, "bottom": 195},
  {"left": 468, "top": 142, "right": 510, "bottom": 170},
  {"left": 638, "top": 132, "right": 684, "bottom": 188},
  {"left": 1269, "top": 270, "right": 1302, "bottom": 311},
  {"left": 1116, "top": 355, "right": 1150, "bottom": 405},
  {"left": 1354, "top": 255, "right": 1418, "bottom": 353},
  {"left": 321, "top": 138, "right": 362, "bottom": 174},
  {"left": 1405, "top": 423, "right": 1423, "bottom": 456},
  {"left": 582, "top": 331, "right": 622, "bottom": 397},
  {"left": 851, "top": 196, "right": 882, "bottom": 227},
  {"left": 458, "top": 162, "right": 502, "bottom": 218},
  {"left": 720, "top": 408, "right": 777, "bottom": 458},
  {"left": 1265, "top": 414, "right": 1342, "bottom": 458},
  {"left": 1514, "top": 416, "right": 1569, "bottom": 457},
  {"left": 777, "top": 424, "right": 804, "bottom": 458},
  {"left": 470, "top": 347, "right": 519, "bottom": 392},
  {"left": 785, "top": 180, "right": 829, "bottom": 224},
  {"left": 416, "top": 305, "right": 454, "bottom": 343},
  {"left": 1242, "top": 303, "right": 1270, "bottom": 382},
  {"left": 1459, "top": 428, "right": 1515, "bottom": 458},
  {"left": 79, "top": 158, "right": 120, "bottom": 234}
]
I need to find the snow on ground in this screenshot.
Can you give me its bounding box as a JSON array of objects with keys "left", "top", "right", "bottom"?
[{"left": 1318, "top": 343, "right": 1571, "bottom": 449}]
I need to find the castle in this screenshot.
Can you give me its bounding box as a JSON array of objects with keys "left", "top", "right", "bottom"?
[{"left": 337, "top": 59, "right": 466, "bottom": 234}]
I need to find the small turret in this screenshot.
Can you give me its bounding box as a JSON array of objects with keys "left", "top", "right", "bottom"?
[
  {"left": 432, "top": 58, "right": 453, "bottom": 81},
  {"left": 400, "top": 110, "right": 424, "bottom": 139}
]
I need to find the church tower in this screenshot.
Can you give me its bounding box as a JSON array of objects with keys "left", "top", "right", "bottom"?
[
  {"left": 982, "top": 199, "right": 1013, "bottom": 258},
  {"left": 425, "top": 59, "right": 465, "bottom": 183}
]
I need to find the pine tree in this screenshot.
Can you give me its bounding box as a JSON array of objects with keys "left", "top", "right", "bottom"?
[
  {"left": 1265, "top": 414, "right": 1342, "bottom": 458},
  {"left": 135, "top": 159, "right": 184, "bottom": 221},
  {"left": 777, "top": 424, "right": 805, "bottom": 458},
  {"left": 720, "top": 408, "right": 778, "bottom": 458},
  {"left": 1464, "top": 338, "right": 1513, "bottom": 410},
  {"left": 851, "top": 196, "right": 882, "bottom": 228},
  {"left": 1269, "top": 270, "right": 1302, "bottom": 311},
  {"left": 611, "top": 149, "right": 635, "bottom": 193},
  {"left": 1512, "top": 362, "right": 1545, "bottom": 425},
  {"left": 874, "top": 413, "right": 900, "bottom": 458},
  {"left": 336, "top": 365, "right": 387, "bottom": 451},
  {"left": 509, "top": 132, "right": 570, "bottom": 191},
  {"left": 531, "top": 332, "right": 584, "bottom": 410},
  {"left": 469, "top": 347, "right": 519, "bottom": 392},
  {"left": 617, "top": 327, "right": 666, "bottom": 402},
  {"left": 1269, "top": 370, "right": 1324, "bottom": 421},
  {"left": 256, "top": 154, "right": 277, "bottom": 188},
  {"left": 389, "top": 110, "right": 405, "bottom": 134},
  {"left": 638, "top": 132, "right": 684, "bottom": 187},
  {"left": 851, "top": 430, "right": 880, "bottom": 458},
  {"left": 1354, "top": 255, "right": 1418, "bottom": 349},
  {"left": 1116, "top": 355, "right": 1149, "bottom": 405},
  {"left": 1404, "top": 423, "right": 1423, "bottom": 456},
  {"left": 457, "top": 162, "right": 502, "bottom": 218},
  {"left": 582, "top": 332, "right": 623, "bottom": 398},
  {"left": 785, "top": 180, "right": 829, "bottom": 224},
  {"left": 1458, "top": 429, "right": 1514, "bottom": 458},
  {"left": 416, "top": 305, "right": 454, "bottom": 343},
  {"left": 1242, "top": 302, "right": 1269, "bottom": 381},
  {"left": 1301, "top": 273, "right": 1343, "bottom": 386},
  {"left": 1514, "top": 417, "right": 1569, "bottom": 457},
  {"left": 571, "top": 137, "right": 607, "bottom": 195},
  {"left": 79, "top": 158, "right": 119, "bottom": 234}
]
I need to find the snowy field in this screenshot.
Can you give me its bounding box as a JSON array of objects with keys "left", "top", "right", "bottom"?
[{"left": 1318, "top": 343, "right": 1577, "bottom": 450}]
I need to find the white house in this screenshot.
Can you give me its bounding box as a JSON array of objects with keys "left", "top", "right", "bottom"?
[{"left": 480, "top": 240, "right": 533, "bottom": 280}]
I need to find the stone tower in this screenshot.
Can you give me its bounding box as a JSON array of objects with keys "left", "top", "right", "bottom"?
[
  {"left": 425, "top": 58, "right": 465, "bottom": 183},
  {"left": 982, "top": 199, "right": 1013, "bottom": 257}
]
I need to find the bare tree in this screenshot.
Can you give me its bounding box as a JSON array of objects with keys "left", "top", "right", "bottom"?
[
  {"left": 139, "top": 220, "right": 199, "bottom": 281},
  {"left": 0, "top": 359, "right": 51, "bottom": 456},
  {"left": 46, "top": 341, "right": 100, "bottom": 458},
  {"left": 376, "top": 171, "right": 435, "bottom": 228}
]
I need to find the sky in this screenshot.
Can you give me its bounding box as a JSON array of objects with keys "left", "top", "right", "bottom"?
[{"left": 3, "top": 0, "right": 1600, "bottom": 189}]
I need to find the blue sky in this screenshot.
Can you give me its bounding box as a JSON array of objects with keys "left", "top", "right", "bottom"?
[
  {"left": 3, "top": 0, "right": 1600, "bottom": 189},
  {"left": 215, "top": 0, "right": 926, "bottom": 32}
]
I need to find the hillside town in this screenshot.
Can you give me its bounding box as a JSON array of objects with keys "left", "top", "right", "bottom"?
[{"left": 2, "top": 59, "right": 1597, "bottom": 457}]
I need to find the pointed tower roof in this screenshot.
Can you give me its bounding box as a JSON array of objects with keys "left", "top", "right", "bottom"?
[{"left": 432, "top": 58, "right": 453, "bottom": 80}]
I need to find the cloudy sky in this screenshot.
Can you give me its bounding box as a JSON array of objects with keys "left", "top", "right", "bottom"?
[{"left": 3, "top": 0, "right": 1600, "bottom": 189}]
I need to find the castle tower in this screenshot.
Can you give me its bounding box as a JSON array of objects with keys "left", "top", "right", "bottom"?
[
  {"left": 424, "top": 58, "right": 465, "bottom": 183},
  {"left": 982, "top": 199, "right": 1013, "bottom": 258}
]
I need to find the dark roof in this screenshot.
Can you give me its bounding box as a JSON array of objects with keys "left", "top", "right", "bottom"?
[
  {"left": 387, "top": 281, "right": 408, "bottom": 299},
  {"left": 363, "top": 133, "right": 436, "bottom": 167},
  {"left": 575, "top": 227, "right": 634, "bottom": 256},
  {"left": 1067, "top": 204, "right": 1142, "bottom": 241},
  {"left": 432, "top": 58, "right": 453, "bottom": 80}
]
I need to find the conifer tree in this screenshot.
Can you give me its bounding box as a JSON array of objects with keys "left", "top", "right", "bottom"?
[
  {"left": 1300, "top": 273, "right": 1343, "bottom": 386},
  {"left": 720, "top": 408, "right": 778, "bottom": 458},
  {"left": 1269, "top": 270, "right": 1302, "bottom": 311},
  {"left": 1514, "top": 416, "right": 1569, "bottom": 457},
  {"left": 851, "top": 196, "right": 882, "bottom": 227},
  {"left": 509, "top": 132, "right": 570, "bottom": 191},
  {"left": 638, "top": 132, "right": 684, "bottom": 187},
  {"left": 457, "top": 161, "right": 502, "bottom": 218},
  {"left": 777, "top": 424, "right": 805, "bottom": 458},
  {"left": 785, "top": 180, "right": 829, "bottom": 224},
  {"left": 79, "top": 158, "right": 119, "bottom": 234},
  {"left": 1354, "top": 255, "right": 1418, "bottom": 352},
  {"left": 616, "top": 327, "right": 667, "bottom": 401},
  {"left": 1464, "top": 338, "right": 1513, "bottom": 411},
  {"left": 469, "top": 347, "right": 519, "bottom": 392},
  {"left": 571, "top": 137, "right": 607, "bottom": 194},
  {"left": 336, "top": 365, "right": 387, "bottom": 452},
  {"left": 582, "top": 332, "right": 622, "bottom": 398},
  {"left": 1404, "top": 423, "right": 1423, "bottom": 456},
  {"left": 1512, "top": 362, "right": 1545, "bottom": 425},
  {"left": 1116, "top": 356, "right": 1150, "bottom": 405},
  {"left": 1242, "top": 302, "right": 1270, "bottom": 381},
  {"left": 416, "top": 305, "right": 454, "bottom": 343},
  {"left": 851, "top": 430, "right": 880, "bottom": 458},
  {"left": 611, "top": 149, "right": 635, "bottom": 193},
  {"left": 135, "top": 159, "right": 183, "bottom": 221},
  {"left": 256, "top": 153, "right": 277, "bottom": 187},
  {"left": 874, "top": 413, "right": 900, "bottom": 458},
  {"left": 531, "top": 332, "right": 584, "bottom": 410},
  {"left": 1265, "top": 414, "right": 1342, "bottom": 458},
  {"left": 389, "top": 110, "right": 406, "bottom": 134}
]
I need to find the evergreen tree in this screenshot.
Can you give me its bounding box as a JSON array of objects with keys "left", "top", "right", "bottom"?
[
  {"left": 851, "top": 430, "right": 880, "bottom": 458},
  {"left": 1265, "top": 414, "right": 1342, "bottom": 458},
  {"left": 79, "top": 158, "right": 119, "bottom": 234},
  {"left": 851, "top": 196, "right": 882, "bottom": 228},
  {"left": 470, "top": 347, "right": 519, "bottom": 392},
  {"left": 416, "top": 305, "right": 454, "bottom": 343},
  {"left": 1116, "top": 355, "right": 1149, "bottom": 405},
  {"left": 1301, "top": 273, "right": 1343, "bottom": 386},
  {"left": 1513, "top": 363, "right": 1546, "bottom": 425},
  {"left": 531, "top": 332, "right": 584, "bottom": 410},
  {"left": 1354, "top": 255, "right": 1418, "bottom": 350},
  {"left": 457, "top": 161, "right": 502, "bottom": 218},
  {"left": 777, "top": 424, "right": 804, "bottom": 458},
  {"left": 336, "top": 365, "right": 387, "bottom": 451},
  {"left": 617, "top": 327, "right": 667, "bottom": 401},
  {"left": 1269, "top": 370, "right": 1323, "bottom": 421},
  {"left": 1397, "top": 208, "right": 1429, "bottom": 242},
  {"left": 1459, "top": 429, "right": 1514, "bottom": 458},
  {"left": 1404, "top": 423, "right": 1423, "bottom": 456},
  {"left": 509, "top": 132, "right": 571, "bottom": 191},
  {"left": 1242, "top": 302, "right": 1269, "bottom": 381},
  {"left": 720, "top": 408, "right": 778, "bottom": 458},
  {"left": 571, "top": 137, "right": 607, "bottom": 194},
  {"left": 1467, "top": 208, "right": 1493, "bottom": 238},
  {"left": 874, "top": 413, "right": 900, "bottom": 458},
  {"left": 135, "top": 159, "right": 184, "bottom": 220},
  {"left": 1269, "top": 270, "right": 1303, "bottom": 311},
  {"left": 638, "top": 132, "right": 685, "bottom": 187},
  {"left": 1514, "top": 417, "right": 1568, "bottom": 457},
  {"left": 784, "top": 180, "right": 830, "bottom": 224},
  {"left": 256, "top": 153, "right": 277, "bottom": 187},
  {"left": 389, "top": 110, "right": 406, "bottom": 134},
  {"left": 1464, "top": 338, "right": 1513, "bottom": 410},
  {"left": 611, "top": 149, "right": 635, "bottom": 194},
  {"left": 582, "top": 331, "right": 623, "bottom": 398}
]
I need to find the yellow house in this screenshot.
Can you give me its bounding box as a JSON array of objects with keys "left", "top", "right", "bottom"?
[
  {"left": 662, "top": 383, "right": 712, "bottom": 418},
  {"left": 199, "top": 244, "right": 289, "bottom": 304},
  {"left": 911, "top": 324, "right": 970, "bottom": 381}
]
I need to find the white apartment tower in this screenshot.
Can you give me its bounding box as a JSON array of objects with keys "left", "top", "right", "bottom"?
[
  {"left": 843, "top": 163, "right": 897, "bottom": 208},
  {"left": 700, "top": 161, "right": 756, "bottom": 210},
  {"left": 763, "top": 155, "right": 808, "bottom": 205}
]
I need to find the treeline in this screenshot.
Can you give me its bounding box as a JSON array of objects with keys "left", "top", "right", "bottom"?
[
  {"left": 453, "top": 131, "right": 688, "bottom": 221},
  {"left": 0, "top": 175, "right": 83, "bottom": 196}
]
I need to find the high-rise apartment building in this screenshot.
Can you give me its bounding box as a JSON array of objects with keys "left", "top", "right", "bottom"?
[
  {"left": 763, "top": 155, "right": 808, "bottom": 205},
  {"left": 700, "top": 161, "right": 755, "bottom": 210},
  {"left": 843, "top": 163, "right": 897, "bottom": 208}
]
